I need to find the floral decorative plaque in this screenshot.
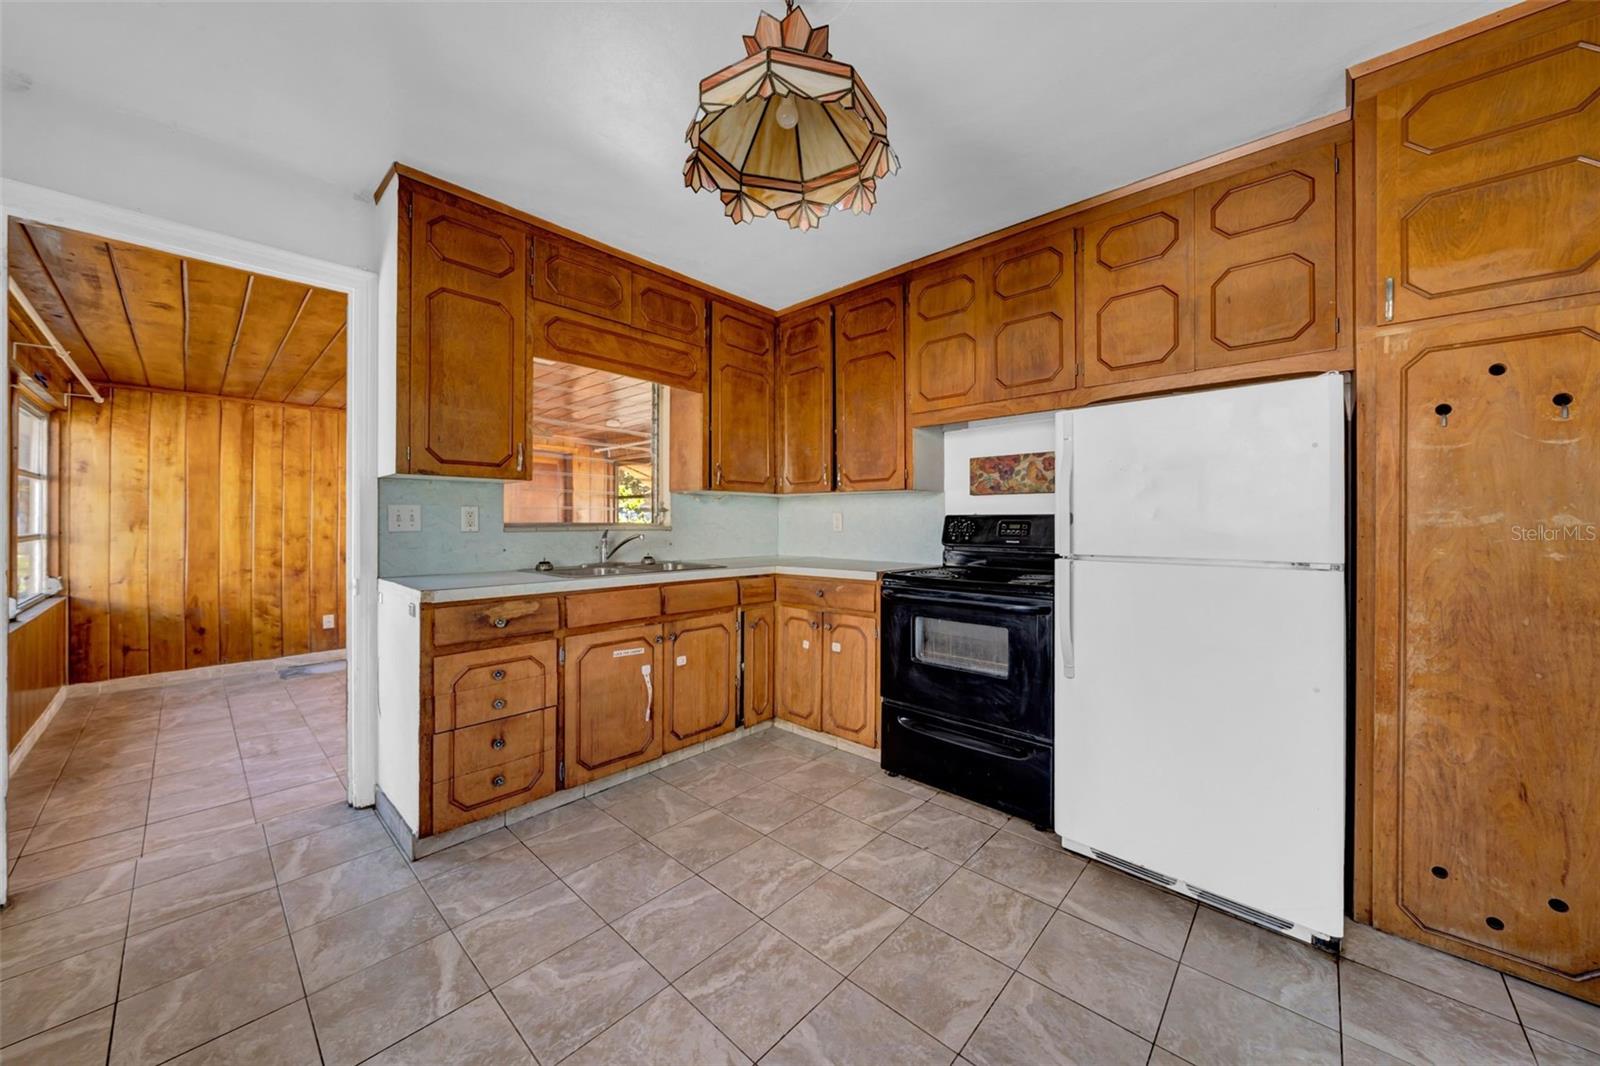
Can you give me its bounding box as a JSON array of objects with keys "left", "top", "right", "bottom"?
[{"left": 969, "top": 451, "right": 1055, "bottom": 495}]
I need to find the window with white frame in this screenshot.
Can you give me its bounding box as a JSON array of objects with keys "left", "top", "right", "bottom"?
[{"left": 14, "top": 397, "right": 52, "bottom": 606}]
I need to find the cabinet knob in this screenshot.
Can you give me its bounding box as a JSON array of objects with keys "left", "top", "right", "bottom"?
[
  {"left": 654, "top": 635, "right": 664, "bottom": 644},
  {"left": 669, "top": 632, "right": 678, "bottom": 642},
  {"left": 492, "top": 775, "right": 506, "bottom": 788},
  {"left": 824, "top": 622, "right": 834, "bottom": 631},
  {"left": 491, "top": 736, "right": 506, "bottom": 750},
  {"left": 816, "top": 589, "right": 824, "bottom": 597},
  {"left": 809, "top": 621, "right": 819, "bottom": 630},
  {"left": 492, "top": 698, "right": 507, "bottom": 710},
  {"left": 492, "top": 617, "right": 509, "bottom": 629},
  {"left": 492, "top": 669, "right": 506, "bottom": 681}
]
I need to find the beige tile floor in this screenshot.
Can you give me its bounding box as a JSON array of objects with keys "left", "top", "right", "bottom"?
[{"left": 4, "top": 669, "right": 1599, "bottom": 1065}]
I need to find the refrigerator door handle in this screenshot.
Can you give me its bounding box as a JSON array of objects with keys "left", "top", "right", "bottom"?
[{"left": 1058, "top": 560, "right": 1075, "bottom": 678}]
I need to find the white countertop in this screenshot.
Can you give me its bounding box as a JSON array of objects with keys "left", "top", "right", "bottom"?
[{"left": 378, "top": 556, "right": 933, "bottom": 604}]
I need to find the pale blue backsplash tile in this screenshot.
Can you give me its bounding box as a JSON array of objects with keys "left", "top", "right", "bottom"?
[
  {"left": 377, "top": 478, "right": 779, "bottom": 577},
  {"left": 775, "top": 492, "right": 944, "bottom": 561}
]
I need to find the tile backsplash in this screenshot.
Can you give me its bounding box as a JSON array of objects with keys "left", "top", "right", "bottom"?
[{"left": 377, "top": 478, "right": 945, "bottom": 577}]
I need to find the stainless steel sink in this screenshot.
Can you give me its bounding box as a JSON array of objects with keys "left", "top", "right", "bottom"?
[{"left": 520, "top": 560, "right": 724, "bottom": 577}]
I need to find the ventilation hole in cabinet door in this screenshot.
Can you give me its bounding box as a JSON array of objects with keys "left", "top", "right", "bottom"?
[
  {"left": 1486, "top": 916, "right": 1505, "bottom": 931},
  {"left": 1549, "top": 898, "right": 1570, "bottom": 913},
  {"left": 1553, "top": 393, "right": 1574, "bottom": 407},
  {"left": 1435, "top": 403, "right": 1453, "bottom": 416},
  {"left": 1488, "top": 363, "right": 1506, "bottom": 376},
  {"left": 1431, "top": 865, "right": 1449, "bottom": 879}
]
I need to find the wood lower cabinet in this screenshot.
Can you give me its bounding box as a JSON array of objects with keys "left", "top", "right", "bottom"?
[
  {"left": 663, "top": 611, "right": 738, "bottom": 752},
  {"left": 710, "top": 302, "right": 778, "bottom": 492},
  {"left": 820, "top": 612, "right": 877, "bottom": 747},
  {"left": 401, "top": 182, "right": 529, "bottom": 478},
  {"left": 775, "top": 578, "right": 880, "bottom": 747},
  {"left": 741, "top": 602, "right": 775, "bottom": 725},
  {"left": 1367, "top": 303, "right": 1600, "bottom": 995},
  {"left": 1374, "top": 9, "right": 1600, "bottom": 324},
  {"left": 775, "top": 605, "right": 824, "bottom": 730},
  {"left": 432, "top": 709, "right": 557, "bottom": 833},
  {"left": 777, "top": 306, "right": 833, "bottom": 493},
  {"left": 562, "top": 623, "right": 665, "bottom": 787},
  {"left": 834, "top": 283, "right": 907, "bottom": 491}
]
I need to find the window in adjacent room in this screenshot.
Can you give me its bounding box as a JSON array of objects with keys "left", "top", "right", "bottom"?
[
  {"left": 13, "top": 396, "right": 52, "bottom": 609},
  {"left": 503, "top": 360, "right": 669, "bottom": 528}
]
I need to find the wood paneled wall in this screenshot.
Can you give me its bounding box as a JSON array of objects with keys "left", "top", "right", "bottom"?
[
  {"left": 64, "top": 387, "right": 345, "bottom": 683},
  {"left": 9, "top": 597, "right": 67, "bottom": 751}
]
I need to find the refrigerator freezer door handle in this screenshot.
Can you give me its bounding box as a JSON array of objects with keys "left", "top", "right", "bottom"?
[
  {"left": 1058, "top": 561, "right": 1075, "bottom": 678},
  {"left": 1056, "top": 411, "right": 1074, "bottom": 552}
]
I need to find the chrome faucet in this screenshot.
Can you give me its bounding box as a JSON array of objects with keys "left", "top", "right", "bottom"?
[{"left": 598, "top": 530, "right": 645, "bottom": 563}]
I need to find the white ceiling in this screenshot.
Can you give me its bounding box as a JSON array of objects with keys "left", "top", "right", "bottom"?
[{"left": 1, "top": 1, "right": 1505, "bottom": 308}]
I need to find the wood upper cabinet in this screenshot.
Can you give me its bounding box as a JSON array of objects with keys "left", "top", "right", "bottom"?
[
  {"left": 1374, "top": 9, "right": 1600, "bottom": 324},
  {"left": 776, "top": 604, "right": 822, "bottom": 729},
  {"left": 908, "top": 253, "right": 986, "bottom": 413},
  {"left": 561, "top": 623, "right": 664, "bottom": 787},
  {"left": 402, "top": 183, "right": 529, "bottom": 478},
  {"left": 821, "top": 612, "right": 877, "bottom": 747},
  {"left": 908, "top": 223, "right": 1078, "bottom": 414},
  {"left": 1195, "top": 143, "right": 1339, "bottom": 368},
  {"left": 533, "top": 236, "right": 632, "bottom": 325},
  {"left": 777, "top": 305, "right": 834, "bottom": 493},
  {"left": 1081, "top": 192, "right": 1194, "bottom": 387},
  {"left": 530, "top": 301, "right": 706, "bottom": 391},
  {"left": 982, "top": 224, "right": 1078, "bottom": 399},
  {"left": 633, "top": 274, "right": 708, "bottom": 347},
  {"left": 741, "top": 603, "right": 775, "bottom": 725},
  {"left": 663, "top": 610, "right": 738, "bottom": 752},
  {"left": 833, "top": 283, "right": 907, "bottom": 491},
  {"left": 710, "top": 302, "right": 777, "bottom": 492}
]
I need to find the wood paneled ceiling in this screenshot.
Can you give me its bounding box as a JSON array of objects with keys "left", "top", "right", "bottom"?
[
  {"left": 531, "top": 358, "right": 653, "bottom": 465},
  {"left": 7, "top": 219, "right": 346, "bottom": 408}
]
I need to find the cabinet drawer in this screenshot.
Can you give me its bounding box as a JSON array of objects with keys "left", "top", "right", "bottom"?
[
  {"left": 738, "top": 576, "right": 776, "bottom": 603},
  {"left": 662, "top": 579, "right": 739, "bottom": 616},
  {"left": 431, "top": 751, "right": 554, "bottom": 833},
  {"left": 566, "top": 585, "right": 663, "bottom": 629},
  {"left": 435, "top": 709, "right": 550, "bottom": 778},
  {"left": 431, "top": 597, "right": 559, "bottom": 647},
  {"left": 777, "top": 576, "right": 878, "bottom": 614},
  {"left": 432, "top": 641, "right": 557, "bottom": 733}
]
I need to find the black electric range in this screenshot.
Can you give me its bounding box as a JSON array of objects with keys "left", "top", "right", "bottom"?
[{"left": 880, "top": 514, "right": 1056, "bottom": 828}]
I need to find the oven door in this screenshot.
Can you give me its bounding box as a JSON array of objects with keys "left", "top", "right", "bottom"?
[{"left": 881, "top": 584, "right": 1053, "bottom": 738}]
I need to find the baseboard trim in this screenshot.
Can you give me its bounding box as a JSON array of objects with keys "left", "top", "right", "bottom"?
[
  {"left": 65, "top": 648, "right": 346, "bottom": 697},
  {"left": 9, "top": 686, "right": 68, "bottom": 776},
  {"left": 771, "top": 718, "right": 881, "bottom": 763}
]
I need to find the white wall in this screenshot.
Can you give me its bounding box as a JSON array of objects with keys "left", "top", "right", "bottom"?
[
  {"left": 2, "top": 89, "right": 373, "bottom": 272},
  {"left": 943, "top": 413, "right": 1058, "bottom": 516}
]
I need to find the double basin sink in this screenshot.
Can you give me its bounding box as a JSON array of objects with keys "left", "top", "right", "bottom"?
[{"left": 519, "top": 560, "right": 725, "bottom": 578}]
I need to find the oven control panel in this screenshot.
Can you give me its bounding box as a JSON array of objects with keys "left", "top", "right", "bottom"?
[{"left": 942, "top": 514, "right": 1054, "bottom": 549}]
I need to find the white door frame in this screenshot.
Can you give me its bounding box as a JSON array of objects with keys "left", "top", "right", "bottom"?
[{"left": 0, "top": 181, "right": 381, "bottom": 874}]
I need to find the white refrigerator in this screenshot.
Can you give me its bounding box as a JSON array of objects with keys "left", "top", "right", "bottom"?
[{"left": 1054, "top": 373, "right": 1347, "bottom": 943}]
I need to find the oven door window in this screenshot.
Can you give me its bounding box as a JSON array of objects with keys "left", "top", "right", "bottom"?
[{"left": 913, "top": 616, "right": 1011, "bottom": 679}]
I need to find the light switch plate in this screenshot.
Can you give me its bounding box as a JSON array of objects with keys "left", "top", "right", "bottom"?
[
  {"left": 387, "top": 504, "right": 421, "bottom": 533},
  {"left": 460, "top": 505, "right": 479, "bottom": 533},
  {"left": 321, "top": 614, "right": 336, "bottom": 630}
]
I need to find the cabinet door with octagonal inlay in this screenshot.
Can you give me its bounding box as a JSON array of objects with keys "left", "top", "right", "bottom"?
[
  {"left": 1081, "top": 193, "right": 1194, "bottom": 387},
  {"left": 908, "top": 253, "right": 985, "bottom": 414},
  {"left": 981, "top": 223, "right": 1078, "bottom": 399},
  {"left": 1194, "top": 144, "right": 1339, "bottom": 369},
  {"left": 404, "top": 184, "right": 529, "bottom": 479},
  {"left": 1375, "top": 11, "right": 1600, "bottom": 324}
]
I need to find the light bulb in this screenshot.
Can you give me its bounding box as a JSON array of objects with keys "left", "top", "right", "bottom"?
[{"left": 775, "top": 95, "right": 799, "bottom": 130}]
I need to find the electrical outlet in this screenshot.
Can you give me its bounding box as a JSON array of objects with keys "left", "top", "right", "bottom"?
[
  {"left": 321, "top": 614, "right": 336, "bottom": 630},
  {"left": 387, "top": 504, "right": 421, "bottom": 532},
  {"left": 460, "top": 505, "right": 479, "bottom": 533},
  {"left": 831, "top": 511, "right": 843, "bottom": 532}
]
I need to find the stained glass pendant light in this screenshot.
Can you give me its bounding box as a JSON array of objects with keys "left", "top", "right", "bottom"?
[{"left": 684, "top": 1, "right": 897, "bottom": 230}]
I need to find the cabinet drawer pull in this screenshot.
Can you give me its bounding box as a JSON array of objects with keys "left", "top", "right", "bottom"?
[
  {"left": 492, "top": 617, "right": 509, "bottom": 629},
  {"left": 492, "top": 669, "right": 506, "bottom": 681},
  {"left": 492, "top": 698, "right": 507, "bottom": 711},
  {"left": 492, "top": 775, "right": 506, "bottom": 788},
  {"left": 491, "top": 736, "right": 506, "bottom": 750}
]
